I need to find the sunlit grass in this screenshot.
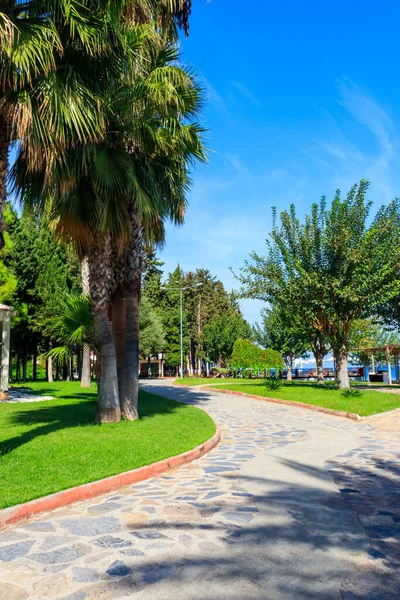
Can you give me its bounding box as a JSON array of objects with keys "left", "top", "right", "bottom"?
[{"left": 0, "top": 382, "right": 216, "bottom": 509}]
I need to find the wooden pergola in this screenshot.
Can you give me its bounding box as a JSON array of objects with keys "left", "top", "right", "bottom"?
[{"left": 351, "top": 344, "right": 400, "bottom": 384}]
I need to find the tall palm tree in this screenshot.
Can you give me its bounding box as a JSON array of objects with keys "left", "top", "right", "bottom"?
[
  {"left": 11, "top": 2, "right": 203, "bottom": 422},
  {"left": 0, "top": 1, "right": 58, "bottom": 247},
  {"left": 0, "top": 0, "right": 128, "bottom": 247}
]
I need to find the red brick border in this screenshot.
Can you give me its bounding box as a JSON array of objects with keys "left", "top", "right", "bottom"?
[
  {"left": 202, "top": 386, "right": 363, "bottom": 421},
  {"left": 0, "top": 429, "right": 220, "bottom": 529}
]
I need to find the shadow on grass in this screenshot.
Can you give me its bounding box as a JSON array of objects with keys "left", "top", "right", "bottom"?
[{"left": 0, "top": 390, "right": 184, "bottom": 457}]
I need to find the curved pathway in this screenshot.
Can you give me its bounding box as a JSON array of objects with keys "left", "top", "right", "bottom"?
[{"left": 1, "top": 380, "right": 400, "bottom": 599}]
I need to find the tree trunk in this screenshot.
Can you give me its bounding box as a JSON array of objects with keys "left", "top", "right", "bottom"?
[
  {"left": 0, "top": 115, "right": 9, "bottom": 250},
  {"left": 22, "top": 352, "right": 27, "bottom": 382},
  {"left": 81, "top": 256, "right": 90, "bottom": 295},
  {"left": 81, "top": 344, "right": 91, "bottom": 387},
  {"left": 47, "top": 356, "right": 53, "bottom": 382},
  {"left": 93, "top": 311, "right": 121, "bottom": 422},
  {"left": 334, "top": 346, "right": 350, "bottom": 389},
  {"left": 111, "top": 285, "right": 126, "bottom": 397},
  {"left": 89, "top": 236, "right": 120, "bottom": 423},
  {"left": 119, "top": 203, "right": 142, "bottom": 421},
  {"left": 66, "top": 357, "right": 71, "bottom": 381},
  {"left": 314, "top": 352, "right": 324, "bottom": 385},
  {"left": 16, "top": 355, "right": 20, "bottom": 382},
  {"left": 80, "top": 256, "right": 92, "bottom": 387},
  {"left": 120, "top": 288, "right": 140, "bottom": 420},
  {"left": 286, "top": 357, "right": 293, "bottom": 381},
  {"left": 33, "top": 343, "right": 37, "bottom": 382}
]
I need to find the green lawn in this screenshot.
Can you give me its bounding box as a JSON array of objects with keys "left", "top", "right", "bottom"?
[
  {"left": 0, "top": 382, "right": 216, "bottom": 509},
  {"left": 175, "top": 377, "right": 242, "bottom": 386},
  {"left": 208, "top": 380, "right": 400, "bottom": 417}
]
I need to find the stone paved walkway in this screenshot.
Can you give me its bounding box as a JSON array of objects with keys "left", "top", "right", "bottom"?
[{"left": 0, "top": 380, "right": 400, "bottom": 599}]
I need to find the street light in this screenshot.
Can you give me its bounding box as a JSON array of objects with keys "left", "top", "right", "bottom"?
[{"left": 161, "top": 282, "right": 203, "bottom": 378}]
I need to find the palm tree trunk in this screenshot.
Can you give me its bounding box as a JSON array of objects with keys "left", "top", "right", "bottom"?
[
  {"left": 81, "top": 344, "right": 91, "bottom": 387},
  {"left": 0, "top": 115, "right": 8, "bottom": 250},
  {"left": 80, "top": 257, "right": 92, "bottom": 387},
  {"left": 120, "top": 204, "right": 142, "bottom": 421},
  {"left": 89, "top": 237, "right": 121, "bottom": 423},
  {"left": 111, "top": 284, "right": 126, "bottom": 398}
]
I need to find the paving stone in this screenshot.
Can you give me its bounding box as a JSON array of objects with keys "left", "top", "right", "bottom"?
[
  {"left": 88, "top": 502, "right": 123, "bottom": 513},
  {"left": 60, "top": 517, "right": 120, "bottom": 537},
  {"left": 0, "top": 541, "right": 34, "bottom": 562},
  {"left": 131, "top": 530, "right": 168, "bottom": 540},
  {"left": 29, "top": 545, "right": 86, "bottom": 564},
  {"left": 367, "top": 548, "right": 386, "bottom": 559},
  {"left": 106, "top": 560, "right": 131, "bottom": 577},
  {"left": 39, "top": 536, "right": 76, "bottom": 551},
  {"left": 0, "top": 531, "right": 28, "bottom": 544},
  {"left": 91, "top": 535, "right": 132, "bottom": 549},
  {"left": 142, "top": 565, "right": 173, "bottom": 584},
  {"left": 21, "top": 522, "right": 54, "bottom": 532},
  {"left": 222, "top": 511, "right": 254, "bottom": 523},
  {"left": 120, "top": 548, "right": 145, "bottom": 557},
  {"left": 205, "top": 491, "right": 224, "bottom": 499},
  {"left": 72, "top": 567, "right": 100, "bottom": 582}
]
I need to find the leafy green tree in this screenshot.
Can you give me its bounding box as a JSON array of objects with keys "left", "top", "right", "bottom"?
[
  {"left": 202, "top": 313, "right": 252, "bottom": 367},
  {"left": 13, "top": 9, "right": 206, "bottom": 421},
  {"left": 142, "top": 244, "right": 164, "bottom": 308},
  {"left": 182, "top": 268, "right": 234, "bottom": 374},
  {"left": 238, "top": 181, "right": 400, "bottom": 388},
  {"left": 230, "top": 338, "right": 283, "bottom": 376},
  {"left": 0, "top": 204, "right": 17, "bottom": 303},
  {"left": 253, "top": 306, "right": 309, "bottom": 381},
  {"left": 139, "top": 295, "right": 165, "bottom": 366},
  {"left": 162, "top": 266, "right": 190, "bottom": 372}
]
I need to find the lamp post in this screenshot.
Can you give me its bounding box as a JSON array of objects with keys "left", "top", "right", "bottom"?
[{"left": 162, "top": 283, "right": 202, "bottom": 378}]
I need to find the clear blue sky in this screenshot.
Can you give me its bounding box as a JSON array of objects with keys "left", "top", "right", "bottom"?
[{"left": 160, "top": 0, "right": 400, "bottom": 325}]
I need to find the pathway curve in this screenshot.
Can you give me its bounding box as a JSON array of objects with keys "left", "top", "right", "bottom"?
[{"left": 1, "top": 380, "right": 400, "bottom": 600}]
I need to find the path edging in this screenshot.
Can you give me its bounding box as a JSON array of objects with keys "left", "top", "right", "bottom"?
[
  {"left": 0, "top": 428, "right": 220, "bottom": 529},
  {"left": 201, "top": 386, "right": 368, "bottom": 421}
]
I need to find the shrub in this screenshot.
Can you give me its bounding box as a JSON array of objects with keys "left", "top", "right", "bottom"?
[
  {"left": 264, "top": 375, "right": 282, "bottom": 391},
  {"left": 341, "top": 387, "right": 363, "bottom": 398}
]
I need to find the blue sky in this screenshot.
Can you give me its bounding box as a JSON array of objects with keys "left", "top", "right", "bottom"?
[{"left": 160, "top": 0, "right": 400, "bottom": 325}]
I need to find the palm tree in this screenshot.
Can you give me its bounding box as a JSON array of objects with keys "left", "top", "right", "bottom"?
[
  {"left": 11, "top": 2, "right": 204, "bottom": 422},
  {"left": 0, "top": 1, "right": 58, "bottom": 247},
  {"left": 0, "top": 0, "right": 128, "bottom": 247},
  {"left": 47, "top": 293, "right": 94, "bottom": 383}
]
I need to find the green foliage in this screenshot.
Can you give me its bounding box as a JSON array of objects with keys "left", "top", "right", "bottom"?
[
  {"left": 161, "top": 265, "right": 190, "bottom": 368},
  {"left": 254, "top": 305, "right": 309, "bottom": 370},
  {"left": 238, "top": 181, "right": 400, "bottom": 385},
  {"left": 214, "top": 367, "right": 230, "bottom": 376},
  {"left": 230, "top": 338, "right": 283, "bottom": 375},
  {"left": 264, "top": 375, "right": 282, "bottom": 391},
  {"left": 140, "top": 295, "right": 165, "bottom": 358},
  {"left": 202, "top": 313, "right": 252, "bottom": 366},
  {"left": 341, "top": 387, "right": 363, "bottom": 398}
]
